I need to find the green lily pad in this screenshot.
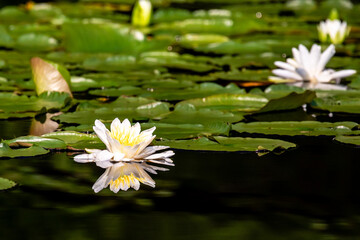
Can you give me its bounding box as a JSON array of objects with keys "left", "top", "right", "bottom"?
[
  {"left": 311, "top": 96, "right": 360, "bottom": 114},
  {"left": 0, "top": 177, "right": 16, "bottom": 190},
  {"left": 154, "top": 136, "right": 296, "bottom": 152},
  {"left": 89, "top": 86, "right": 145, "bottom": 97},
  {"left": 140, "top": 83, "right": 245, "bottom": 101},
  {"left": 194, "top": 40, "right": 270, "bottom": 54},
  {"left": 159, "top": 103, "right": 244, "bottom": 124},
  {"left": 15, "top": 33, "right": 58, "bottom": 52},
  {"left": 0, "top": 92, "right": 71, "bottom": 119},
  {"left": 3, "top": 136, "right": 67, "bottom": 149},
  {"left": 257, "top": 90, "right": 315, "bottom": 113},
  {"left": 42, "top": 131, "right": 104, "bottom": 150},
  {"left": 334, "top": 136, "right": 360, "bottom": 146},
  {"left": 0, "top": 143, "right": 49, "bottom": 158},
  {"left": 232, "top": 121, "right": 360, "bottom": 136},
  {"left": 141, "top": 122, "right": 230, "bottom": 140},
  {"left": 176, "top": 93, "right": 268, "bottom": 112}
]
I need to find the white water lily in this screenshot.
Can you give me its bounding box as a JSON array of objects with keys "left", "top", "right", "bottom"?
[
  {"left": 270, "top": 44, "right": 356, "bottom": 84},
  {"left": 318, "top": 19, "right": 350, "bottom": 44},
  {"left": 74, "top": 118, "right": 174, "bottom": 192}
]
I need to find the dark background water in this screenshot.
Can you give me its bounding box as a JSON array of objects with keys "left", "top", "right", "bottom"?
[{"left": 1, "top": 118, "right": 360, "bottom": 239}]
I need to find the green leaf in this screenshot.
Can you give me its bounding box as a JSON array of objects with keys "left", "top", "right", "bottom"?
[
  {"left": 0, "top": 92, "right": 71, "bottom": 119},
  {"left": 42, "top": 131, "right": 105, "bottom": 150},
  {"left": 154, "top": 136, "right": 296, "bottom": 152},
  {"left": 140, "top": 83, "right": 245, "bottom": 101},
  {"left": 334, "top": 136, "right": 360, "bottom": 146},
  {"left": 176, "top": 93, "right": 268, "bottom": 112},
  {"left": 258, "top": 90, "right": 316, "bottom": 113},
  {"left": 311, "top": 96, "right": 360, "bottom": 114},
  {"left": 159, "top": 103, "right": 244, "bottom": 124},
  {"left": 0, "top": 177, "right": 16, "bottom": 190},
  {"left": 0, "top": 143, "right": 49, "bottom": 158},
  {"left": 232, "top": 121, "right": 360, "bottom": 136},
  {"left": 3, "top": 136, "right": 67, "bottom": 149},
  {"left": 141, "top": 122, "right": 230, "bottom": 139},
  {"left": 15, "top": 33, "right": 58, "bottom": 52}
]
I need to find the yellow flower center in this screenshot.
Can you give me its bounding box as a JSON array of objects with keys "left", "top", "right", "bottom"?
[
  {"left": 110, "top": 127, "right": 147, "bottom": 146},
  {"left": 109, "top": 174, "right": 144, "bottom": 188}
]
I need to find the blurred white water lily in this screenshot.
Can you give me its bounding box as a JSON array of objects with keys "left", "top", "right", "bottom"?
[
  {"left": 74, "top": 118, "right": 174, "bottom": 192},
  {"left": 318, "top": 19, "right": 350, "bottom": 44},
  {"left": 270, "top": 44, "right": 356, "bottom": 84}
]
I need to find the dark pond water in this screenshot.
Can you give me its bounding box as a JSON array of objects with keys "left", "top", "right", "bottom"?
[{"left": 1, "top": 119, "right": 360, "bottom": 239}]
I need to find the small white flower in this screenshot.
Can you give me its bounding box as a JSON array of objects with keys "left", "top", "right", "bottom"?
[
  {"left": 318, "top": 19, "right": 350, "bottom": 44},
  {"left": 270, "top": 44, "right": 356, "bottom": 84},
  {"left": 74, "top": 118, "right": 174, "bottom": 192}
]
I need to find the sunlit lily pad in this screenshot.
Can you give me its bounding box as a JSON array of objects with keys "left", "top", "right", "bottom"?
[
  {"left": 311, "top": 96, "right": 360, "bottom": 114},
  {"left": 3, "top": 136, "right": 67, "bottom": 149},
  {"left": 154, "top": 136, "right": 296, "bottom": 152},
  {"left": 159, "top": 103, "right": 244, "bottom": 124},
  {"left": 176, "top": 93, "right": 268, "bottom": 112},
  {"left": 15, "top": 33, "right": 58, "bottom": 52},
  {"left": 42, "top": 131, "right": 104, "bottom": 150},
  {"left": 0, "top": 143, "right": 49, "bottom": 158},
  {"left": 0, "top": 177, "right": 16, "bottom": 190},
  {"left": 232, "top": 121, "right": 360, "bottom": 136}
]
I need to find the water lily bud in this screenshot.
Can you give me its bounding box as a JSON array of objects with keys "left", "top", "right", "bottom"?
[
  {"left": 329, "top": 8, "right": 339, "bottom": 20},
  {"left": 31, "top": 57, "right": 73, "bottom": 97},
  {"left": 131, "top": 0, "right": 152, "bottom": 27},
  {"left": 317, "top": 19, "right": 350, "bottom": 44}
]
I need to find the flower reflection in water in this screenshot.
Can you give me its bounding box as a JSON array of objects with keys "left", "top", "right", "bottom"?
[{"left": 74, "top": 118, "right": 174, "bottom": 192}]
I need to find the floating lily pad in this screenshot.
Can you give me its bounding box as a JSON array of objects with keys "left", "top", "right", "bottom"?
[
  {"left": 41, "top": 131, "right": 104, "bottom": 149},
  {"left": 0, "top": 177, "right": 16, "bottom": 190},
  {"left": 0, "top": 143, "right": 49, "bottom": 158},
  {"left": 159, "top": 103, "right": 244, "bottom": 124},
  {"left": 0, "top": 92, "right": 71, "bottom": 119},
  {"left": 141, "top": 122, "right": 230, "bottom": 139},
  {"left": 154, "top": 136, "right": 296, "bottom": 152},
  {"left": 176, "top": 93, "right": 268, "bottom": 112},
  {"left": 15, "top": 33, "right": 58, "bottom": 52},
  {"left": 311, "top": 96, "right": 360, "bottom": 114},
  {"left": 334, "top": 136, "right": 360, "bottom": 146},
  {"left": 3, "top": 136, "right": 67, "bottom": 149},
  {"left": 232, "top": 121, "right": 360, "bottom": 136}
]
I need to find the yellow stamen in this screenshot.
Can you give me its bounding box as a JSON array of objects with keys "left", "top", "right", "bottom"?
[
  {"left": 110, "top": 126, "right": 148, "bottom": 146},
  {"left": 109, "top": 173, "right": 145, "bottom": 189}
]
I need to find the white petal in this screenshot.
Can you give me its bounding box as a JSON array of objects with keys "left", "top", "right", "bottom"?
[
  {"left": 274, "top": 61, "right": 295, "bottom": 71},
  {"left": 110, "top": 118, "right": 121, "bottom": 134},
  {"left": 330, "top": 69, "right": 356, "bottom": 80},
  {"left": 145, "top": 150, "right": 175, "bottom": 160},
  {"left": 136, "top": 146, "right": 170, "bottom": 159},
  {"left": 96, "top": 160, "right": 113, "bottom": 168},
  {"left": 272, "top": 69, "right": 303, "bottom": 81},
  {"left": 317, "top": 44, "right": 335, "bottom": 73},
  {"left": 74, "top": 153, "right": 96, "bottom": 163},
  {"left": 113, "top": 152, "right": 125, "bottom": 161},
  {"left": 96, "top": 150, "right": 113, "bottom": 161}
]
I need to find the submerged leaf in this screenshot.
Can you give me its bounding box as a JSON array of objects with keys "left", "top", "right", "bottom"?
[{"left": 0, "top": 177, "right": 16, "bottom": 190}]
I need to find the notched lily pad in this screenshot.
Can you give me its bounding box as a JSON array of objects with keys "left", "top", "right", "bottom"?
[
  {"left": 0, "top": 143, "right": 49, "bottom": 158},
  {"left": 3, "top": 136, "right": 67, "bottom": 149},
  {"left": 154, "top": 136, "right": 296, "bottom": 152}
]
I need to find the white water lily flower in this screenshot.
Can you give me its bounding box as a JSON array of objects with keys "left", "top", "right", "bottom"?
[
  {"left": 318, "top": 19, "right": 350, "bottom": 44},
  {"left": 74, "top": 118, "right": 174, "bottom": 192},
  {"left": 270, "top": 44, "right": 356, "bottom": 84}
]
